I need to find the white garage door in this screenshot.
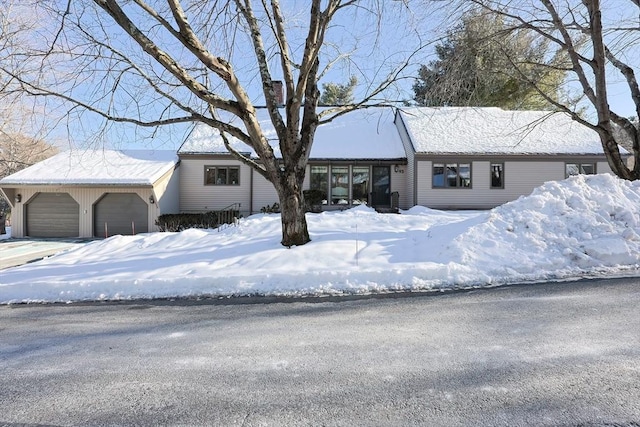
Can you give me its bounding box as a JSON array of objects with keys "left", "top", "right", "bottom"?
[
  {"left": 26, "top": 192, "right": 79, "bottom": 238},
  {"left": 94, "top": 193, "right": 148, "bottom": 237}
]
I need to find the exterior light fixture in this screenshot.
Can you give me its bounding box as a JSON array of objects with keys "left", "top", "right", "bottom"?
[
  {"left": 15, "top": 194, "right": 22, "bottom": 203},
  {"left": 149, "top": 195, "right": 155, "bottom": 204}
]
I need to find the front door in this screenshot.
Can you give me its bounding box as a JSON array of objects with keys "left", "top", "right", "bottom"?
[{"left": 371, "top": 166, "right": 390, "bottom": 207}]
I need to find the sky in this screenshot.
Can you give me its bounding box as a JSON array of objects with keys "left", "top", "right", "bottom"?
[
  {"left": 1, "top": 173, "right": 639, "bottom": 304},
  {"left": 5, "top": 1, "right": 637, "bottom": 151}
]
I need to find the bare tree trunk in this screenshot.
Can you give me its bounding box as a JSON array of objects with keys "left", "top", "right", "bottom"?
[
  {"left": 274, "top": 170, "right": 310, "bottom": 247},
  {"left": 599, "top": 132, "right": 635, "bottom": 180}
]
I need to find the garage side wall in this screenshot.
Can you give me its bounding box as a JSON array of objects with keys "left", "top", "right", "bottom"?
[{"left": 154, "top": 165, "right": 180, "bottom": 216}]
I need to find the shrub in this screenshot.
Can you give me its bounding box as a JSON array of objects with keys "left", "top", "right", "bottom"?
[
  {"left": 260, "top": 203, "right": 280, "bottom": 214},
  {"left": 155, "top": 210, "right": 240, "bottom": 232},
  {"left": 304, "top": 189, "right": 324, "bottom": 213}
]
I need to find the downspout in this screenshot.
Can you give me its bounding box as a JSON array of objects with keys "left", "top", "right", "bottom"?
[
  {"left": 249, "top": 166, "right": 254, "bottom": 215},
  {"left": 413, "top": 156, "right": 418, "bottom": 207}
]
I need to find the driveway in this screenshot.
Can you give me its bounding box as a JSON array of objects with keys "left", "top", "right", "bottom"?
[
  {"left": 1, "top": 278, "right": 639, "bottom": 426},
  {"left": 0, "top": 238, "right": 89, "bottom": 269}
]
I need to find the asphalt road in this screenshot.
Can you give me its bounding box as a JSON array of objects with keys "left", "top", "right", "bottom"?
[{"left": 1, "top": 278, "right": 639, "bottom": 426}]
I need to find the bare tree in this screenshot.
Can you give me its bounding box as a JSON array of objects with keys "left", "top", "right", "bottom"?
[
  {"left": 0, "top": 0, "right": 428, "bottom": 246},
  {"left": 471, "top": 0, "right": 639, "bottom": 180},
  {"left": 0, "top": 102, "right": 58, "bottom": 234},
  {"left": 0, "top": 124, "right": 58, "bottom": 235}
]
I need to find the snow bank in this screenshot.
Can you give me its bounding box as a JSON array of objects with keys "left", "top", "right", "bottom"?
[
  {"left": 1, "top": 174, "right": 639, "bottom": 303},
  {"left": 445, "top": 174, "right": 640, "bottom": 281}
]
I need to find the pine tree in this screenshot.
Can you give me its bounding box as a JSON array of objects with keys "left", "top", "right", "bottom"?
[
  {"left": 413, "top": 8, "right": 567, "bottom": 110},
  {"left": 319, "top": 76, "right": 358, "bottom": 106}
]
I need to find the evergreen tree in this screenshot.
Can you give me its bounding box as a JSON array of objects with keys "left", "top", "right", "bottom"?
[
  {"left": 413, "top": 8, "right": 567, "bottom": 110},
  {"left": 319, "top": 76, "right": 358, "bottom": 106}
]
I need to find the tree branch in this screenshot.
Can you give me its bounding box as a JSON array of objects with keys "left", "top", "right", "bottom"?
[
  {"left": 93, "top": 0, "right": 240, "bottom": 115},
  {"left": 605, "top": 46, "right": 640, "bottom": 121}
]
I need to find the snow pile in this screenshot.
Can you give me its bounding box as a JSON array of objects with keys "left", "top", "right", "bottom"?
[
  {"left": 1, "top": 174, "right": 639, "bottom": 303},
  {"left": 445, "top": 174, "right": 640, "bottom": 281}
]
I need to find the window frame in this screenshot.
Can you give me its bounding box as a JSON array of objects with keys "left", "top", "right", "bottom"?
[
  {"left": 330, "top": 165, "right": 350, "bottom": 205},
  {"left": 490, "top": 162, "right": 504, "bottom": 189},
  {"left": 308, "top": 163, "right": 382, "bottom": 206},
  {"left": 432, "top": 161, "right": 472, "bottom": 189},
  {"left": 309, "top": 165, "right": 329, "bottom": 205},
  {"left": 204, "top": 165, "right": 240, "bottom": 186},
  {"left": 351, "top": 166, "right": 370, "bottom": 205},
  {"left": 565, "top": 162, "right": 597, "bottom": 178}
]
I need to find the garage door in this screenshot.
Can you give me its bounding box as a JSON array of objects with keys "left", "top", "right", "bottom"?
[
  {"left": 26, "top": 192, "right": 79, "bottom": 238},
  {"left": 94, "top": 193, "right": 148, "bottom": 237}
]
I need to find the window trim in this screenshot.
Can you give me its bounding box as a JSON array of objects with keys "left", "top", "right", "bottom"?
[
  {"left": 490, "top": 162, "right": 504, "bottom": 189},
  {"left": 204, "top": 165, "right": 240, "bottom": 186}
]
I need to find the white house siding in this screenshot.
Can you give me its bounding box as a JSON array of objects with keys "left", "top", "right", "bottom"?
[
  {"left": 390, "top": 166, "right": 410, "bottom": 209},
  {"left": 251, "top": 172, "right": 279, "bottom": 214},
  {"left": 154, "top": 164, "right": 180, "bottom": 216},
  {"left": 416, "top": 159, "right": 568, "bottom": 209},
  {"left": 394, "top": 112, "right": 417, "bottom": 207},
  {"left": 178, "top": 157, "right": 251, "bottom": 214},
  {"left": 597, "top": 161, "right": 613, "bottom": 174},
  {"left": 7, "top": 186, "right": 156, "bottom": 238}
]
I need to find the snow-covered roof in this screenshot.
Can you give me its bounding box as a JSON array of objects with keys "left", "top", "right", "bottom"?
[
  {"left": 179, "top": 107, "right": 406, "bottom": 159},
  {"left": 0, "top": 150, "right": 178, "bottom": 186},
  {"left": 398, "top": 107, "right": 609, "bottom": 155}
]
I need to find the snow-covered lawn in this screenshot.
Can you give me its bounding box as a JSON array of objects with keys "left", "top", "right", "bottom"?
[{"left": 1, "top": 174, "right": 639, "bottom": 304}]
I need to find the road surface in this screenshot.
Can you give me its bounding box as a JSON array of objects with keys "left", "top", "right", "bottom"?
[{"left": 1, "top": 278, "right": 639, "bottom": 426}]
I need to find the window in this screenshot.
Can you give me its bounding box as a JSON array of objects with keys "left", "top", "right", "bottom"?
[
  {"left": 566, "top": 162, "right": 596, "bottom": 178},
  {"left": 331, "top": 166, "right": 349, "bottom": 204},
  {"left": 310, "top": 166, "right": 328, "bottom": 205},
  {"left": 204, "top": 166, "right": 240, "bottom": 185},
  {"left": 309, "top": 164, "right": 378, "bottom": 206},
  {"left": 433, "top": 162, "right": 471, "bottom": 188},
  {"left": 490, "top": 163, "right": 504, "bottom": 189},
  {"left": 352, "top": 166, "right": 370, "bottom": 205}
]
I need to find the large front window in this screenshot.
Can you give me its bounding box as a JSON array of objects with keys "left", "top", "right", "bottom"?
[
  {"left": 433, "top": 162, "right": 471, "bottom": 188},
  {"left": 310, "top": 165, "right": 380, "bottom": 206}
]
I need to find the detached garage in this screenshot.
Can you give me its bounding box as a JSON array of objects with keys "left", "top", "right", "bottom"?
[{"left": 0, "top": 150, "right": 180, "bottom": 239}]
